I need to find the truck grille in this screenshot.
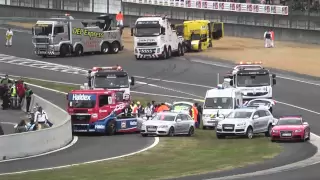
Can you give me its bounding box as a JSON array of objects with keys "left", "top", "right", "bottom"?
[
  {"left": 139, "top": 49, "right": 156, "bottom": 54},
  {"left": 34, "top": 38, "right": 49, "bottom": 43},
  {"left": 73, "top": 124, "right": 89, "bottom": 131},
  {"left": 137, "top": 42, "right": 157, "bottom": 46},
  {"left": 71, "top": 115, "right": 91, "bottom": 124},
  {"left": 247, "top": 92, "right": 268, "bottom": 96},
  {"left": 222, "top": 124, "right": 235, "bottom": 132}
]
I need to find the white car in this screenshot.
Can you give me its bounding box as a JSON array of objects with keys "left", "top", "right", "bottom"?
[
  {"left": 140, "top": 112, "right": 195, "bottom": 137},
  {"left": 244, "top": 98, "right": 276, "bottom": 113},
  {"left": 216, "top": 107, "right": 275, "bottom": 139}
]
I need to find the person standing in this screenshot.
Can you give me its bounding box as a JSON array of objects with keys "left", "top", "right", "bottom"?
[
  {"left": 270, "top": 29, "right": 275, "bottom": 47},
  {"left": 16, "top": 78, "right": 25, "bottom": 107},
  {"left": 24, "top": 84, "right": 33, "bottom": 113},
  {"left": 191, "top": 103, "right": 199, "bottom": 128},
  {"left": 144, "top": 103, "right": 153, "bottom": 120},
  {"left": 0, "top": 74, "right": 12, "bottom": 85},
  {"left": 1, "top": 84, "right": 10, "bottom": 110},
  {"left": 264, "top": 29, "right": 272, "bottom": 48},
  {"left": 5, "top": 28, "right": 13, "bottom": 47},
  {"left": 116, "top": 11, "right": 124, "bottom": 35},
  {"left": 10, "top": 82, "right": 18, "bottom": 109}
]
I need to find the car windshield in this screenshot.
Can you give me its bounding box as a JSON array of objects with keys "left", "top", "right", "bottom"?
[
  {"left": 135, "top": 27, "right": 160, "bottom": 37},
  {"left": 94, "top": 75, "right": 129, "bottom": 89},
  {"left": 204, "top": 97, "right": 233, "bottom": 109},
  {"left": 68, "top": 100, "right": 96, "bottom": 108},
  {"left": 227, "top": 111, "right": 252, "bottom": 118},
  {"left": 237, "top": 74, "right": 270, "bottom": 87},
  {"left": 277, "top": 119, "right": 302, "bottom": 125},
  {"left": 172, "top": 103, "right": 191, "bottom": 111},
  {"left": 34, "top": 24, "right": 52, "bottom": 36},
  {"left": 152, "top": 114, "right": 175, "bottom": 121}
]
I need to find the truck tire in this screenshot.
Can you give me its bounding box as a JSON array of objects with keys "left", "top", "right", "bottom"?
[
  {"left": 197, "top": 43, "right": 202, "bottom": 52},
  {"left": 74, "top": 45, "right": 83, "bottom": 56},
  {"left": 111, "top": 41, "right": 120, "bottom": 54},
  {"left": 167, "top": 47, "right": 172, "bottom": 58},
  {"left": 105, "top": 119, "right": 116, "bottom": 136},
  {"left": 60, "top": 44, "right": 69, "bottom": 57},
  {"left": 160, "top": 47, "right": 168, "bottom": 60},
  {"left": 101, "top": 42, "right": 110, "bottom": 54}
]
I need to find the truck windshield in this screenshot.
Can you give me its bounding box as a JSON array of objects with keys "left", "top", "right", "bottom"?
[
  {"left": 236, "top": 74, "right": 270, "bottom": 87},
  {"left": 68, "top": 100, "right": 96, "bottom": 108},
  {"left": 191, "top": 33, "right": 200, "bottom": 40},
  {"left": 204, "top": 97, "right": 233, "bottom": 109},
  {"left": 34, "top": 24, "right": 53, "bottom": 36},
  {"left": 135, "top": 27, "right": 160, "bottom": 37},
  {"left": 94, "top": 75, "right": 129, "bottom": 89}
]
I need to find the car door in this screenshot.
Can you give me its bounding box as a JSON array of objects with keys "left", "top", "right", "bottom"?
[
  {"left": 180, "top": 114, "right": 190, "bottom": 133},
  {"left": 174, "top": 114, "right": 184, "bottom": 133},
  {"left": 257, "top": 110, "right": 269, "bottom": 132},
  {"left": 252, "top": 111, "right": 261, "bottom": 133}
]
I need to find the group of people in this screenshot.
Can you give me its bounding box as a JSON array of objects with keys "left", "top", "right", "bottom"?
[
  {"left": 264, "top": 29, "right": 275, "bottom": 48},
  {"left": 0, "top": 75, "right": 33, "bottom": 112}
]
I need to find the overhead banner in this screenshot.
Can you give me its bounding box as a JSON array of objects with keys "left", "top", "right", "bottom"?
[{"left": 122, "top": 0, "right": 289, "bottom": 15}]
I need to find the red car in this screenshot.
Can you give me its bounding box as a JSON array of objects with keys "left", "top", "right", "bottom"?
[{"left": 270, "top": 116, "right": 310, "bottom": 142}]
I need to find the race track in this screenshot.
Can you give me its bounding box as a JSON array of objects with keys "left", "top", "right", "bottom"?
[{"left": 0, "top": 29, "right": 320, "bottom": 179}]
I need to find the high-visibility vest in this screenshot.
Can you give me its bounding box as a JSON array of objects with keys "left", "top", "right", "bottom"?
[
  {"left": 192, "top": 106, "right": 198, "bottom": 122},
  {"left": 11, "top": 86, "right": 16, "bottom": 97}
]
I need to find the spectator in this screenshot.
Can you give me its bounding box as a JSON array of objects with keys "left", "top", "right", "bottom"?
[
  {"left": 10, "top": 81, "right": 18, "bottom": 109},
  {"left": 16, "top": 78, "right": 25, "bottom": 106},
  {"left": 191, "top": 103, "right": 199, "bottom": 128},
  {"left": 0, "top": 74, "right": 12, "bottom": 85},
  {"left": 34, "top": 106, "right": 53, "bottom": 129},
  {"left": 144, "top": 102, "right": 153, "bottom": 120},
  {"left": 5, "top": 28, "right": 13, "bottom": 47},
  {"left": 157, "top": 103, "right": 170, "bottom": 112},
  {"left": 1, "top": 84, "right": 10, "bottom": 110},
  {"left": 24, "top": 84, "right": 33, "bottom": 112}
]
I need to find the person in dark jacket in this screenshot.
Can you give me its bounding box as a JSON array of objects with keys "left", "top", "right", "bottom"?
[
  {"left": 1, "top": 85, "right": 10, "bottom": 110},
  {"left": 24, "top": 84, "right": 33, "bottom": 112},
  {"left": 195, "top": 103, "right": 203, "bottom": 127}
]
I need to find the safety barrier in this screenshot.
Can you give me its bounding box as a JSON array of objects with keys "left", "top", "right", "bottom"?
[{"left": 0, "top": 93, "right": 72, "bottom": 160}]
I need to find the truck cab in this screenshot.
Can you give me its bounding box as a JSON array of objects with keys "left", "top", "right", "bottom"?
[
  {"left": 224, "top": 62, "right": 276, "bottom": 101},
  {"left": 202, "top": 85, "right": 243, "bottom": 129},
  {"left": 81, "top": 66, "right": 135, "bottom": 101},
  {"left": 67, "top": 89, "right": 138, "bottom": 135}
]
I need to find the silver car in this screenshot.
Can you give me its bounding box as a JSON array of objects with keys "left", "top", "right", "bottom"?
[{"left": 140, "top": 112, "right": 195, "bottom": 137}]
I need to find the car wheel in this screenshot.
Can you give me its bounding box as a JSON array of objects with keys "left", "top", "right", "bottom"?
[
  {"left": 101, "top": 42, "right": 109, "bottom": 54},
  {"left": 246, "top": 127, "right": 254, "bottom": 139},
  {"left": 105, "top": 120, "right": 116, "bottom": 136},
  {"left": 167, "top": 127, "right": 174, "bottom": 137},
  {"left": 187, "top": 126, "right": 195, "bottom": 136},
  {"left": 265, "top": 124, "right": 272, "bottom": 137},
  {"left": 306, "top": 131, "right": 311, "bottom": 141},
  {"left": 217, "top": 134, "right": 225, "bottom": 139},
  {"left": 141, "top": 134, "right": 148, "bottom": 137}
]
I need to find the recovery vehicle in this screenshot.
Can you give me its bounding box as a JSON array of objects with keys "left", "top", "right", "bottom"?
[
  {"left": 174, "top": 20, "right": 224, "bottom": 52},
  {"left": 131, "top": 15, "right": 185, "bottom": 60},
  {"left": 67, "top": 89, "right": 138, "bottom": 135},
  {"left": 81, "top": 65, "right": 135, "bottom": 101},
  {"left": 224, "top": 62, "right": 276, "bottom": 101},
  {"left": 32, "top": 14, "right": 123, "bottom": 57}
]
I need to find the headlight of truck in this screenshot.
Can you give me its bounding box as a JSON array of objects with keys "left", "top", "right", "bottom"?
[
  {"left": 237, "top": 122, "right": 246, "bottom": 126},
  {"left": 159, "top": 125, "right": 168, "bottom": 128}
]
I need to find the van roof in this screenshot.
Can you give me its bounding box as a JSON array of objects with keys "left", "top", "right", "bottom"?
[{"left": 206, "top": 88, "right": 240, "bottom": 98}]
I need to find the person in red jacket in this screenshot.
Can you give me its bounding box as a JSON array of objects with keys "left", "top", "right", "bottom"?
[{"left": 16, "top": 78, "right": 25, "bottom": 106}]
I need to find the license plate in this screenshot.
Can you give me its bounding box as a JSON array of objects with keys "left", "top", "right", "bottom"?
[
  {"left": 224, "top": 127, "right": 233, "bottom": 129},
  {"left": 282, "top": 133, "right": 292, "bottom": 136},
  {"left": 147, "top": 128, "right": 156, "bottom": 132}
]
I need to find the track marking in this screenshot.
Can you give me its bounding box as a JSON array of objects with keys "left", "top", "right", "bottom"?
[{"left": 0, "top": 136, "right": 78, "bottom": 163}]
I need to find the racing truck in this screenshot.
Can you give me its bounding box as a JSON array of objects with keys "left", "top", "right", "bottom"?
[
  {"left": 32, "top": 14, "right": 123, "bottom": 57},
  {"left": 81, "top": 65, "right": 135, "bottom": 101},
  {"left": 224, "top": 62, "right": 276, "bottom": 101},
  {"left": 67, "top": 89, "right": 139, "bottom": 135},
  {"left": 130, "top": 15, "right": 185, "bottom": 60},
  {"left": 173, "top": 20, "right": 224, "bottom": 52}
]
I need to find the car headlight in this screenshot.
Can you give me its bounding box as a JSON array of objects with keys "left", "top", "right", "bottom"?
[
  {"left": 237, "top": 122, "right": 246, "bottom": 126},
  {"left": 295, "top": 129, "right": 302, "bottom": 132},
  {"left": 217, "top": 124, "right": 222, "bottom": 128},
  {"left": 272, "top": 130, "right": 278, "bottom": 133},
  {"left": 159, "top": 125, "right": 168, "bottom": 128}
]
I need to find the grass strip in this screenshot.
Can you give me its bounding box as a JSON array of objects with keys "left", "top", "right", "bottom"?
[{"left": 2, "top": 77, "right": 282, "bottom": 180}]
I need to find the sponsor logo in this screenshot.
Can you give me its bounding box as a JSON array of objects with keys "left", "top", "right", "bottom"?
[
  {"left": 95, "top": 125, "right": 105, "bottom": 129},
  {"left": 72, "top": 94, "right": 92, "bottom": 101},
  {"left": 121, "top": 121, "right": 126, "bottom": 128},
  {"left": 130, "top": 121, "right": 137, "bottom": 126}
]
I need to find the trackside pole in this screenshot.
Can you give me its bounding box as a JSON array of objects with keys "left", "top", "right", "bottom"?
[{"left": 217, "top": 73, "right": 220, "bottom": 85}]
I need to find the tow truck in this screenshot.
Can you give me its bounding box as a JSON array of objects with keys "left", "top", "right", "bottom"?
[
  {"left": 224, "top": 62, "right": 276, "bottom": 100},
  {"left": 67, "top": 89, "right": 138, "bottom": 135},
  {"left": 174, "top": 20, "right": 224, "bottom": 52},
  {"left": 131, "top": 14, "right": 185, "bottom": 60},
  {"left": 81, "top": 65, "right": 135, "bottom": 101},
  {"left": 32, "top": 14, "right": 123, "bottom": 57}
]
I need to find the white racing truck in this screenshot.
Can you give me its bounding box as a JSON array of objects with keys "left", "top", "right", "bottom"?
[
  {"left": 224, "top": 62, "right": 276, "bottom": 101},
  {"left": 130, "top": 15, "right": 185, "bottom": 60},
  {"left": 32, "top": 14, "right": 123, "bottom": 57},
  {"left": 80, "top": 65, "right": 135, "bottom": 101}
]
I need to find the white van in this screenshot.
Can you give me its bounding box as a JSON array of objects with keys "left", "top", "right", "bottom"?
[{"left": 202, "top": 86, "right": 243, "bottom": 129}]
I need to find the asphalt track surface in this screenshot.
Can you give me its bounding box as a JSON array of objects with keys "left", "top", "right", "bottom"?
[
  {"left": 0, "top": 108, "right": 26, "bottom": 135},
  {"left": 0, "top": 29, "right": 319, "bottom": 179}
]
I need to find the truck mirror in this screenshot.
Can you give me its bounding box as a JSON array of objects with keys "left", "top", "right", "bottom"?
[
  {"left": 130, "top": 28, "right": 133, "bottom": 36},
  {"left": 161, "top": 27, "right": 165, "bottom": 35},
  {"left": 272, "top": 79, "right": 276, "bottom": 85},
  {"left": 130, "top": 76, "right": 135, "bottom": 86},
  {"left": 272, "top": 74, "right": 276, "bottom": 78}
]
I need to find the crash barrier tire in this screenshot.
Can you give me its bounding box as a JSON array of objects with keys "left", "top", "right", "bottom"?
[{"left": 0, "top": 94, "right": 72, "bottom": 161}]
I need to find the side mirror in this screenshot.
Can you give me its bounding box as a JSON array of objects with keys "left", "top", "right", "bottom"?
[
  {"left": 303, "top": 122, "right": 309, "bottom": 125},
  {"left": 253, "top": 115, "right": 259, "bottom": 119},
  {"left": 161, "top": 27, "right": 165, "bottom": 35},
  {"left": 130, "top": 76, "right": 135, "bottom": 86},
  {"left": 272, "top": 79, "right": 276, "bottom": 85},
  {"left": 272, "top": 74, "right": 276, "bottom": 78},
  {"left": 176, "top": 118, "right": 182, "bottom": 122},
  {"left": 130, "top": 27, "right": 133, "bottom": 36},
  {"left": 230, "top": 80, "right": 233, "bottom": 86}
]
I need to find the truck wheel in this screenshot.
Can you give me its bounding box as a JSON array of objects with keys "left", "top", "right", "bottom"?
[
  {"left": 135, "top": 55, "right": 141, "bottom": 60},
  {"left": 105, "top": 119, "right": 116, "bottom": 136},
  {"left": 197, "top": 43, "right": 202, "bottom": 52},
  {"left": 167, "top": 47, "right": 172, "bottom": 58},
  {"left": 101, "top": 42, "right": 110, "bottom": 54},
  {"left": 111, "top": 41, "right": 120, "bottom": 54},
  {"left": 160, "top": 47, "right": 167, "bottom": 60},
  {"left": 74, "top": 45, "right": 83, "bottom": 56},
  {"left": 176, "top": 44, "right": 182, "bottom": 56},
  {"left": 60, "top": 44, "right": 69, "bottom": 57}
]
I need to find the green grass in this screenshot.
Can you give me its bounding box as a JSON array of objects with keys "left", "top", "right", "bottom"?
[{"left": 2, "top": 77, "right": 282, "bottom": 180}]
